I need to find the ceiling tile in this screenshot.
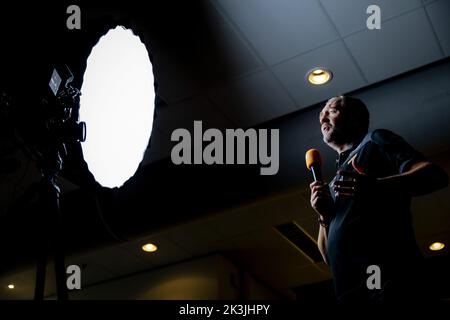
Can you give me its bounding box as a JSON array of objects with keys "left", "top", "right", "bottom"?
[
  {"left": 165, "top": 221, "right": 225, "bottom": 255},
  {"left": 421, "top": 0, "right": 440, "bottom": 5},
  {"left": 260, "top": 191, "right": 311, "bottom": 222},
  {"left": 206, "top": 192, "right": 310, "bottom": 238},
  {"left": 207, "top": 70, "right": 296, "bottom": 127},
  {"left": 206, "top": 204, "right": 279, "bottom": 238},
  {"left": 231, "top": 228, "right": 312, "bottom": 266},
  {"left": 204, "top": 0, "right": 263, "bottom": 77},
  {"left": 215, "top": 0, "right": 338, "bottom": 65},
  {"left": 320, "top": 0, "right": 423, "bottom": 37},
  {"left": 344, "top": 8, "right": 443, "bottom": 84},
  {"left": 425, "top": 0, "right": 450, "bottom": 56},
  {"left": 272, "top": 40, "right": 366, "bottom": 108},
  {"left": 79, "top": 245, "right": 157, "bottom": 277},
  {"left": 178, "top": 238, "right": 238, "bottom": 257}
]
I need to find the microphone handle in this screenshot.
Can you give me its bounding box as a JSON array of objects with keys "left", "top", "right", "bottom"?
[{"left": 311, "top": 166, "right": 323, "bottom": 182}]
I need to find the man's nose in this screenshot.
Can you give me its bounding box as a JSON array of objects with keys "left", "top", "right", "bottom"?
[{"left": 320, "top": 113, "right": 329, "bottom": 124}]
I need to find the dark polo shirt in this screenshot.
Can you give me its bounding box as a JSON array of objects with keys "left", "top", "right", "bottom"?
[{"left": 327, "top": 129, "right": 426, "bottom": 302}]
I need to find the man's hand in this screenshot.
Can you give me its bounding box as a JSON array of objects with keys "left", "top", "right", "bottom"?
[
  {"left": 310, "top": 181, "right": 334, "bottom": 220},
  {"left": 333, "top": 170, "right": 376, "bottom": 198}
]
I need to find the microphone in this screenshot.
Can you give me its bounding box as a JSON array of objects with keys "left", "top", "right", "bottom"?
[{"left": 305, "top": 149, "right": 323, "bottom": 182}]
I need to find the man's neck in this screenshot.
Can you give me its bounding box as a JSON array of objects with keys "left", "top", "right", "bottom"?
[
  {"left": 333, "top": 143, "right": 354, "bottom": 154},
  {"left": 329, "top": 136, "right": 365, "bottom": 154},
  {"left": 325, "top": 131, "right": 367, "bottom": 154}
]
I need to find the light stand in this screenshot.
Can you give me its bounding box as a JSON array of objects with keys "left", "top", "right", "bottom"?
[
  {"left": 1, "top": 65, "right": 86, "bottom": 300},
  {"left": 34, "top": 66, "right": 86, "bottom": 300},
  {"left": 33, "top": 141, "right": 71, "bottom": 300}
]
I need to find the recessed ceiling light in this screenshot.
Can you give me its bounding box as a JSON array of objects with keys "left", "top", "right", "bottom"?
[
  {"left": 7, "top": 284, "right": 14, "bottom": 289},
  {"left": 307, "top": 68, "right": 333, "bottom": 85},
  {"left": 429, "top": 242, "right": 445, "bottom": 251},
  {"left": 142, "top": 243, "right": 158, "bottom": 253}
]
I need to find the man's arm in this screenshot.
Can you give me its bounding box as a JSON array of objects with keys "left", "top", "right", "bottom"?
[
  {"left": 377, "top": 161, "right": 448, "bottom": 196},
  {"left": 334, "top": 161, "right": 448, "bottom": 198},
  {"left": 317, "top": 224, "right": 329, "bottom": 265},
  {"left": 310, "top": 181, "right": 334, "bottom": 264},
  {"left": 368, "top": 129, "right": 448, "bottom": 195}
]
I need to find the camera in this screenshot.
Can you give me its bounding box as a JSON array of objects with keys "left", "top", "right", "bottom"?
[{"left": 43, "top": 64, "right": 86, "bottom": 144}]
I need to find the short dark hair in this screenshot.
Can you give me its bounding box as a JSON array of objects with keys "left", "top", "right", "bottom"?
[{"left": 330, "top": 95, "right": 370, "bottom": 136}]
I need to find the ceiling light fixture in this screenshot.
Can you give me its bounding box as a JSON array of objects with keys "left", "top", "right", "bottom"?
[
  {"left": 142, "top": 243, "right": 158, "bottom": 253},
  {"left": 429, "top": 242, "right": 445, "bottom": 251},
  {"left": 7, "top": 284, "right": 15, "bottom": 289},
  {"left": 307, "top": 68, "right": 333, "bottom": 85}
]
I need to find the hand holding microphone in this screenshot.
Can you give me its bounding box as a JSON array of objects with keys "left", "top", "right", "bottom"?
[{"left": 306, "top": 149, "right": 334, "bottom": 225}]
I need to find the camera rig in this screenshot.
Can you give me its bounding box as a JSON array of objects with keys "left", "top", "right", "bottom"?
[{"left": 1, "top": 65, "right": 86, "bottom": 300}]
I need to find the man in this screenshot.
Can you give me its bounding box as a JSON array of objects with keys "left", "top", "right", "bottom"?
[{"left": 310, "top": 96, "right": 448, "bottom": 303}]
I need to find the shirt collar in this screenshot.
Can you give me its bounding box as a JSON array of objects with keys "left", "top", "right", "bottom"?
[{"left": 335, "top": 138, "right": 363, "bottom": 169}]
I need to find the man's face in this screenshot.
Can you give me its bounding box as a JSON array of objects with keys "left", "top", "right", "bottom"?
[{"left": 319, "top": 98, "right": 347, "bottom": 144}]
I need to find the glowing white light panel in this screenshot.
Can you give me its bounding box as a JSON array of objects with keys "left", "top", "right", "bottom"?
[{"left": 80, "top": 26, "right": 155, "bottom": 188}]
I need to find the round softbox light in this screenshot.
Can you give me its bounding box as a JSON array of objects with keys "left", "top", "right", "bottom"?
[{"left": 80, "top": 26, "right": 155, "bottom": 188}]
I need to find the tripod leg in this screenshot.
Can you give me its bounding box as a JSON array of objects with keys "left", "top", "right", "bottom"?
[
  {"left": 54, "top": 248, "right": 68, "bottom": 300},
  {"left": 51, "top": 181, "right": 68, "bottom": 300},
  {"left": 36, "top": 146, "right": 70, "bottom": 300},
  {"left": 34, "top": 250, "right": 47, "bottom": 300}
]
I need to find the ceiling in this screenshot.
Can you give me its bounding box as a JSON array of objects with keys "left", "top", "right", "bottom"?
[
  {"left": 0, "top": 0, "right": 449, "bottom": 299},
  {"left": 146, "top": 0, "right": 449, "bottom": 163}
]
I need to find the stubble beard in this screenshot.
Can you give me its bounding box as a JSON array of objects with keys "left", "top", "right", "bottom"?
[{"left": 323, "top": 125, "right": 352, "bottom": 146}]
